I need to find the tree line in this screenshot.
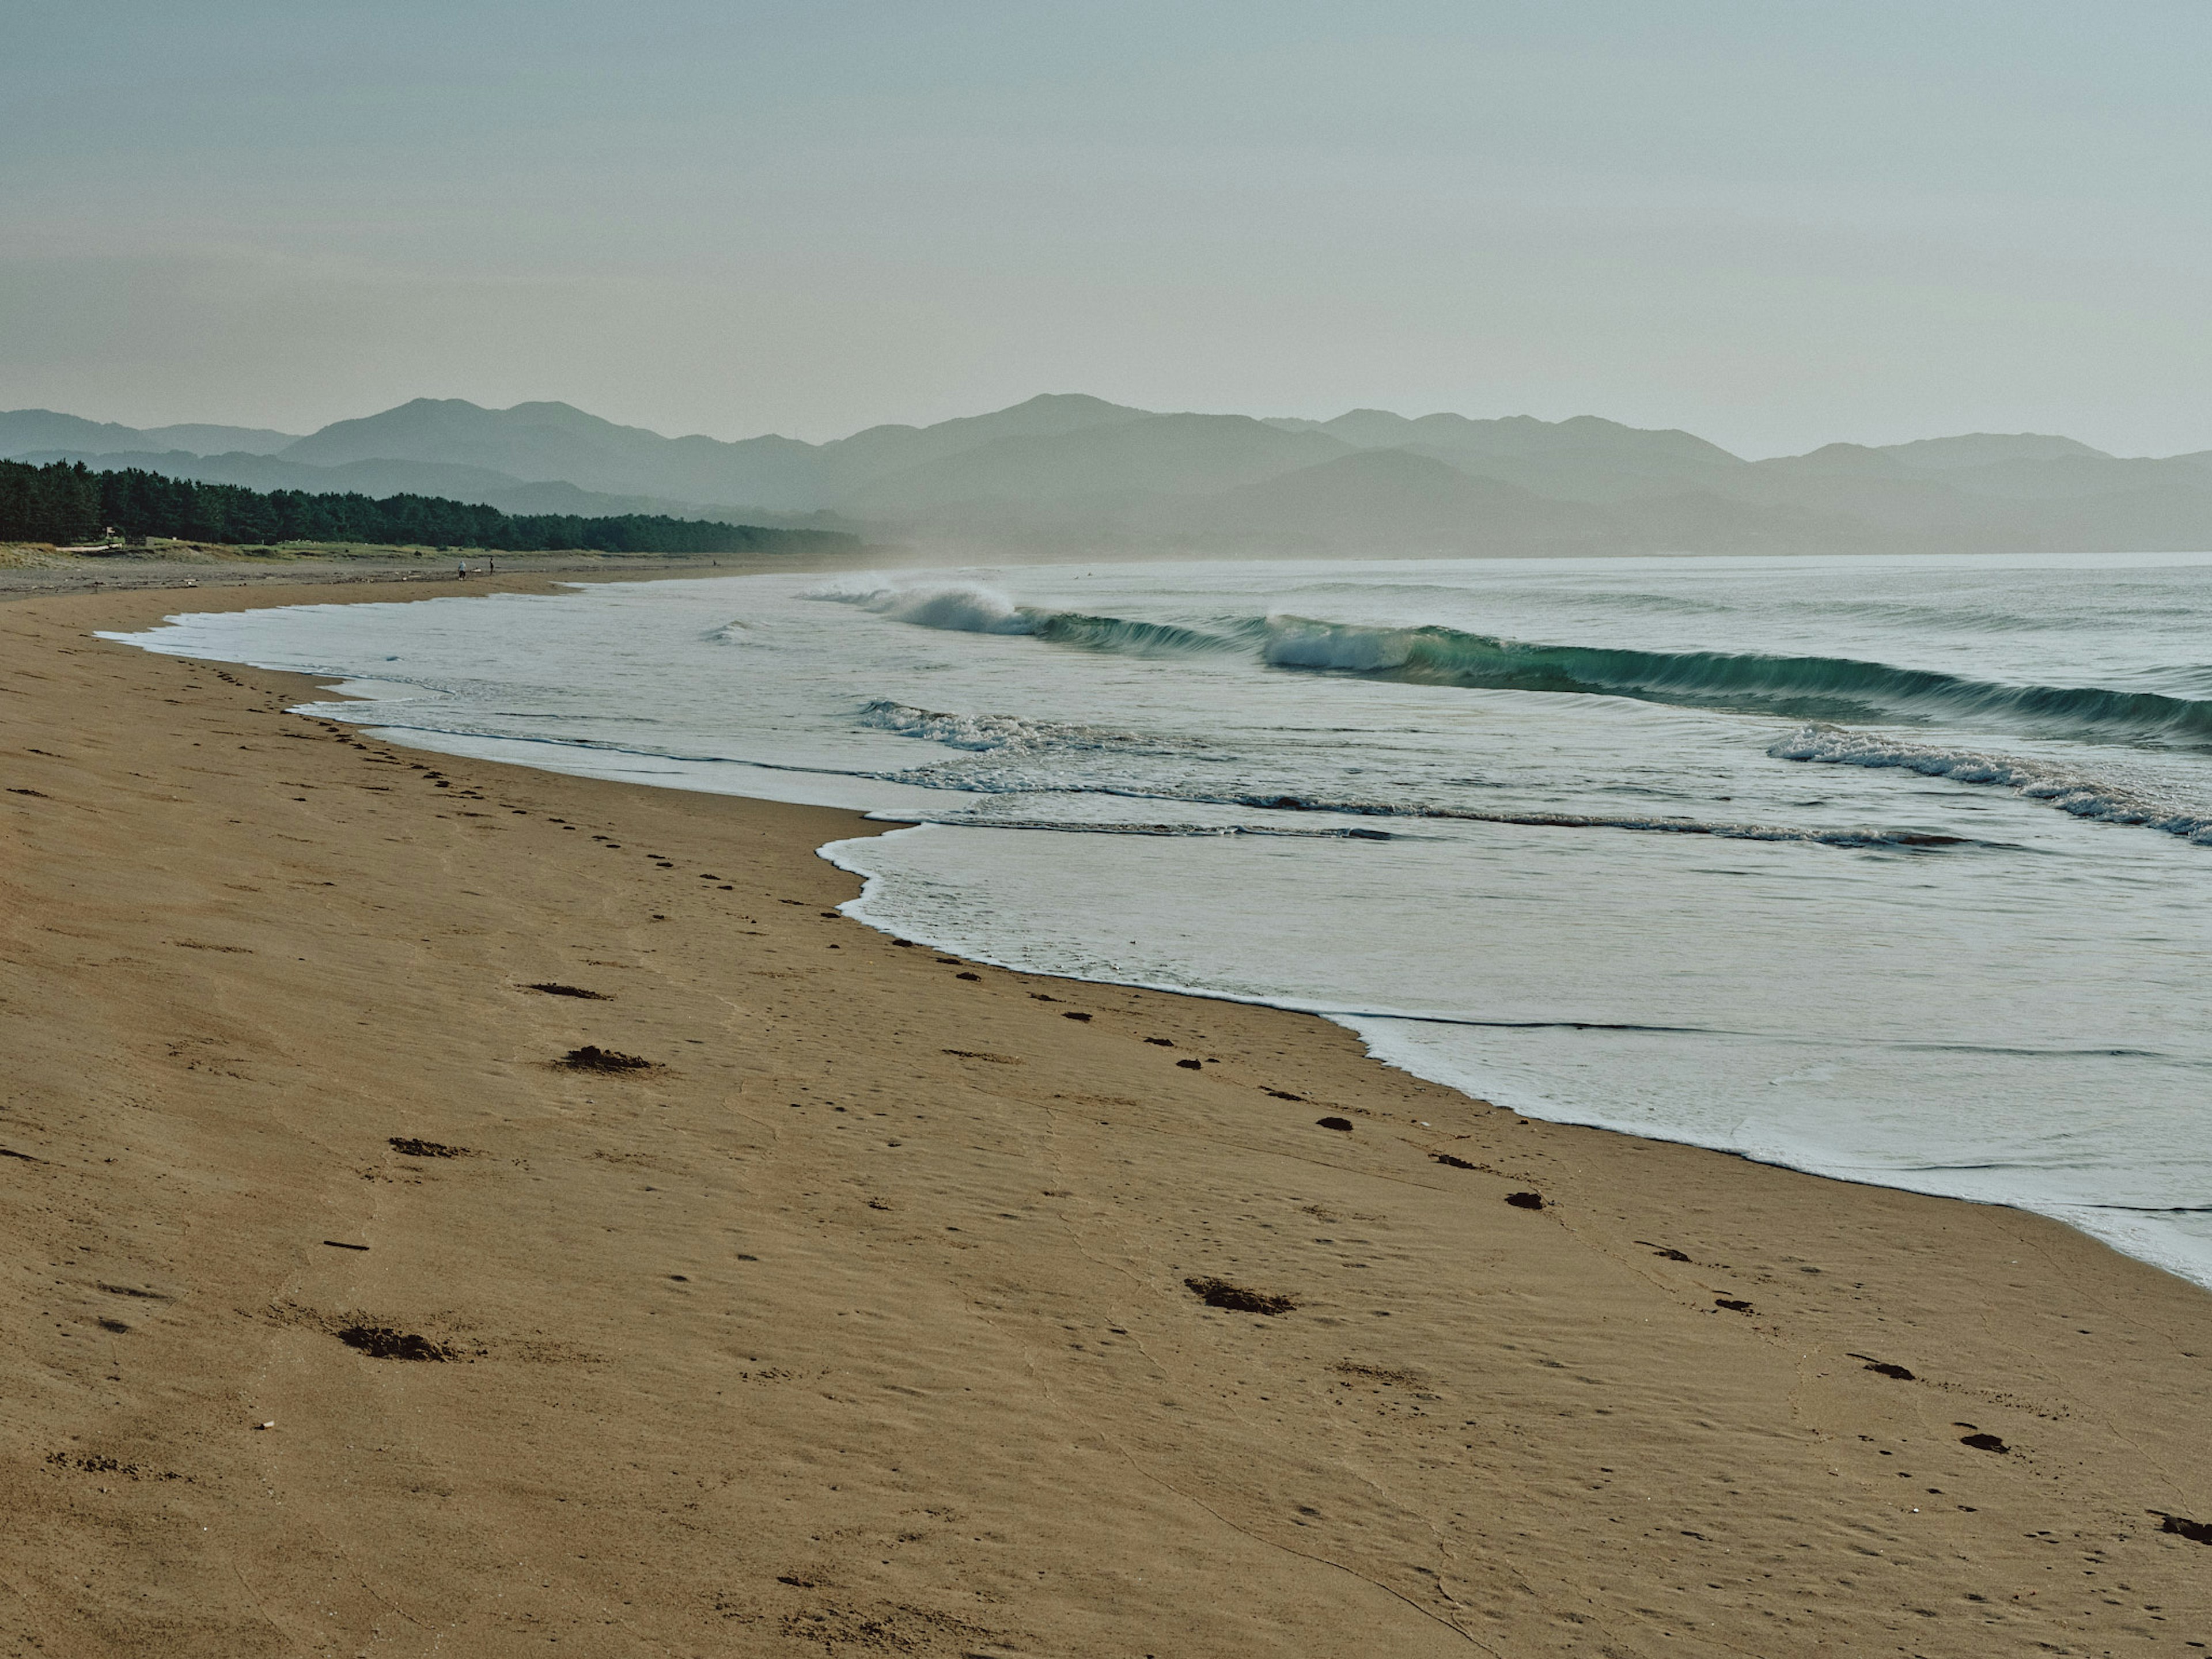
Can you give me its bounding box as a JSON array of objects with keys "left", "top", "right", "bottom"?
[{"left": 0, "top": 458, "right": 855, "bottom": 555}]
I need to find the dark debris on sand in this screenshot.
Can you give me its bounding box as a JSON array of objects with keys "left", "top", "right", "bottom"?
[
  {"left": 525, "top": 982, "right": 610, "bottom": 1000},
  {"left": 335, "top": 1324, "right": 450, "bottom": 1362},
  {"left": 558, "top": 1045, "right": 656, "bottom": 1073},
  {"left": 389, "top": 1137, "right": 471, "bottom": 1158},
  {"left": 1506, "top": 1191, "right": 1547, "bottom": 1210},
  {"left": 1185, "top": 1276, "right": 1297, "bottom": 1316},
  {"left": 1850, "top": 1352, "right": 1916, "bottom": 1380}
]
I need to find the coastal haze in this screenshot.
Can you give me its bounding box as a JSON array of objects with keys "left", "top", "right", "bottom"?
[
  {"left": 9, "top": 4, "right": 2212, "bottom": 459},
  {"left": 13, "top": 392, "right": 2212, "bottom": 555}
]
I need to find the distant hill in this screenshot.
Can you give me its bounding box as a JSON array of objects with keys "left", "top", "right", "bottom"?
[
  {"left": 0, "top": 410, "right": 297, "bottom": 459},
  {"left": 1283, "top": 408, "right": 1740, "bottom": 468},
  {"left": 1873, "top": 433, "right": 2112, "bottom": 471},
  {"left": 1176, "top": 449, "right": 1617, "bottom": 554},
  {"left": 280, "top": 399, "right": 728, "bottom": 496},
  {"left": 14, "top": 395, "right": 2212, "bottom": 555},
  {"left": 822, "top": 393, "right": 1150, "bottom": 486},
  {"left": 844, "top": 412, "right": 1346, "bottom": 513},
  {"left": 271, "top": 392, "right": 1156, "bottom": 512}
]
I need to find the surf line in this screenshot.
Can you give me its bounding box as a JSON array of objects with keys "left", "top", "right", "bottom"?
[{"left": 1312, "top": 1010, "right": 1752, "bottom": 1038}]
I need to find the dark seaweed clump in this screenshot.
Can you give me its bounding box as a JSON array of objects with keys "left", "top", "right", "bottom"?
[
  {"left": 1851, "top": 1353, "right": 1916, "bottom": 1381},
  {"left": 1185, "top": 1276, "right": 1297, "bottom": 1316},
  {"left": 559, "top": 1045, "right": 654, "bottom": 1073},
  {"left": 336, "top": 1325, "right": 448, "bottom": 1361}
]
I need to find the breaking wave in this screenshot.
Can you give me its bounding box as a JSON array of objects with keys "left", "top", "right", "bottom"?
[
  {"left": 1258, "top": 616, "right": 2212, "bottom": 738},
  {"left": 815, "top": 581, "right": 1231, "bottom": 655},
  {"left": 838, "top": 581, "right": 1032, "bottom": 634},
  {"left": 1771, "top": 725, "right": 2212, "bottom": 843},
  {"left": 820, "top": 585, "right": 2212, "bottom": 743}
]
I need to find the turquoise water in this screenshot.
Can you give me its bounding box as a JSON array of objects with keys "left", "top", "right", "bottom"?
[{"left": 112, "top": 551, "right": 2212, "bottom": 1288}]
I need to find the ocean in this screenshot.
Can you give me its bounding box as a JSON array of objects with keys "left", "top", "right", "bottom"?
[{"left": 111, "top": 551, "right": 2212, "bottom": 1289}]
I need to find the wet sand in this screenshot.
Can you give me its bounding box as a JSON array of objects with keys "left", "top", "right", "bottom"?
[{"left": 3, "top": 574, "right": 2210, "bottom": 1656}]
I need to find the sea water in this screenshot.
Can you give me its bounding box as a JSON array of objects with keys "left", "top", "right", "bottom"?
[{"left": 110, "top": 552, "right": 2212, "bottom": 1288}]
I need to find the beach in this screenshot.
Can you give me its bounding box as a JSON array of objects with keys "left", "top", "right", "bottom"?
[{"left": 3, "top": 573, "right": 2210, "bottom": 1656}]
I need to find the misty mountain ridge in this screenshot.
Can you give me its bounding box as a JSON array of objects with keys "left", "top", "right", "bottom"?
[
  {"left": 0, "top": 409, "right": 300, "bottom": 459},
  {"left": 9, "top": 392, "right": 2210, "bottom": 555},
  {"left": 272, "top": 393, "right": 1159, "bottom": 510}
]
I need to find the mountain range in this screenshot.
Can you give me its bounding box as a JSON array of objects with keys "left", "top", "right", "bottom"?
[{"left": 9, "top": 395, "right": 2212, "bottom": 555}]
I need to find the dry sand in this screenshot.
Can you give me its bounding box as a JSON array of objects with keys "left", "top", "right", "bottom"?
[{"left": 2, "top": 574, "right": 2210, "bottom": 1657}]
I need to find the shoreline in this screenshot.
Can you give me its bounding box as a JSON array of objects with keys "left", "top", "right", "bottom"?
[
  {"left": 820, "top": 823, "right": 2212, "bottom": 1297},
  {"left": 0, "top": 546, "right": 899, "bottom": 603},
  {"left": 4, "top": 572, "right": 2210, "bottom": 1653}
]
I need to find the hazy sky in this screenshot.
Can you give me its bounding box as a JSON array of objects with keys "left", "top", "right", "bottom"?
[{"left": 6, "top": 1, "right": 2210, "bottom": 454}]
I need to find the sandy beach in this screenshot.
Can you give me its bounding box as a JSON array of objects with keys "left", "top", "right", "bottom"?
[{"left": 3, "top": 571, "right": 2209, "bottom": 1657}]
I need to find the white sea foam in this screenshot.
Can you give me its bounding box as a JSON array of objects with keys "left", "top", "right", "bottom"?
[
  {"left": 859, "top": 699, "right": 1196, "bottom": 756},
  {"left": 1771, "top": 724, "right": 2212, "bottom": 843},
  {"left": 816, "top": 579, "right": 1035, "bottom": 634},
  {"left": 853, "top": 709, "right": 1978, "bottom": 846},
  {"left": 1261, "top": 615, "right": 1418, "bottom": 672}
]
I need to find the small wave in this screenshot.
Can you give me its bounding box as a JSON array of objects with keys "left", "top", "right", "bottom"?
[
  {"left": 1341, "top": 1010, "right": 1740, "bottom": 1035},
  {"left": 862, "top": 699, "right": 1972, "bottom": 848},
  {"left": 1771, "top": 725, "right": 2212, "bottom": 844},
  {"left": 867, "top": 766, "right": 1971, "bottom": 854},
  {"left": 914, "top": 816, "right": 1395, "bottom": 841},
  {"left": 1205, "top": 794, "right": 1969, "bottom": 849},
  {"left": 711, "top": 619, "right": 774, "bottom": 647},
  {"left": 859, "top": 699, "right": 1199, "bottom": 757}
]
